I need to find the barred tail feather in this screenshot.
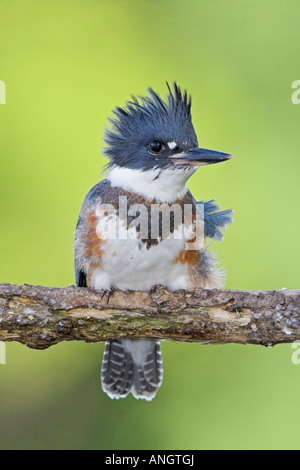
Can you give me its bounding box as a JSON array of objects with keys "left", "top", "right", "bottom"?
[
  {"left": 101, "top": 340, "right": 134, "bottom": 399},
  {"left": 130, "top": 339, "right": 163, "bottom": 401},
  {"left": 101, "top": 339, "right": 163, "bottom": 401}
]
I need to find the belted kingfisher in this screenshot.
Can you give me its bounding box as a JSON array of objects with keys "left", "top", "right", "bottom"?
[{"left": 74, "top": 83, "right": 233, "bottom": 401}]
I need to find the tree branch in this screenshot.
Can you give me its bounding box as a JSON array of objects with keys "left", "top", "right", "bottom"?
[{"left": 0, "top": 283, "right": 299, "bottom": 350}]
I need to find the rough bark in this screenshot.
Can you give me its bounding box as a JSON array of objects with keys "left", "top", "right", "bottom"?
[{"left": 0, "top": 283, "right": 299, "bottom": 350}]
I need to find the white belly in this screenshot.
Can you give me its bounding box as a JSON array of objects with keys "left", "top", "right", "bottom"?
[{"left": 91, "top": 231, "right": 191, "bottom": 292}]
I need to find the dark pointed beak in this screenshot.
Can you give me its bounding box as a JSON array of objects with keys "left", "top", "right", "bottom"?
[{"left": 170, "top": 147, "right": 233, "bottom": 166}]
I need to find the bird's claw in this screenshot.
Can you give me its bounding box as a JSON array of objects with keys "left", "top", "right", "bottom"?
[
  {"left": 101, "top": 289, "right": 114, "bottom": 304},
  {"left": 148, "top": 285, "right": 160, "bottom": 296}
]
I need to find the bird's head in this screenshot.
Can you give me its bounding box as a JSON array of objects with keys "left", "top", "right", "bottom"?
[{"left": 104, "top": 83, "right": 233, "bottom": 201}]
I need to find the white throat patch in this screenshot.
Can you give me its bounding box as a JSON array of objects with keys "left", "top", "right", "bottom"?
[{"left": 107, "top": 165, "right": 196, "bottom": 203}]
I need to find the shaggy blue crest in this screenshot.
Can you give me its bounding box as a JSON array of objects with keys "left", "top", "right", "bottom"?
[{"left": 104, "top": 82, "right": 198, "bottom": 171}]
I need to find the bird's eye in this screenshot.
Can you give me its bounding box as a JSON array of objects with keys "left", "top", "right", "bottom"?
[{"left": 149, "top": 140, "right": 163, "bottom": 153}]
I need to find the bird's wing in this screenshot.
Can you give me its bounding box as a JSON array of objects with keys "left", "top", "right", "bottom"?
[
  {"left": 199, "top": 199, "right": 234, "bottom": 242},
  {"left": 74, "top": 212, "right": 87, "bottom": 287},
  {"left": 74, "top": 181, "right": 108, "bottom": 287},
  {"left": 75, "top": 267, "right": 87, "bottom": 287}
]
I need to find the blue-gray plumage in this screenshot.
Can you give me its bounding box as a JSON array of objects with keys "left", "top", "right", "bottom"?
[
  {"left": 202, "top": 200, "right": 234, "bottom": 241},
  {"left": 74, "top": 82, "right": 234, "bottom": 401},
  {"left": 104, "top": 84, "right": 197, "bottom": 171}
]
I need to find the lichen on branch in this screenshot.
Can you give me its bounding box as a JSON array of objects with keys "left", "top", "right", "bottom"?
[{"left": 0, "top": 283, "right": 299, "bottom": 350}]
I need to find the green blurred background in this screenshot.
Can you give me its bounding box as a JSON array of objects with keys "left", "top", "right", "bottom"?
[{"left": 0, "top": 0, "right": 300, "bottom": 450}]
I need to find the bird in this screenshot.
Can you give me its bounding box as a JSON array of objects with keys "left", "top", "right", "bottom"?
[{"left": 74, "top": 82, "right": 234, "bottom": 401}]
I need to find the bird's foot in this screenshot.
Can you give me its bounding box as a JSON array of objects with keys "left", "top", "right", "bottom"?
[
  {"left": 148, "top": 285, "right": 160, "bottom": 296},
  {"left": 100, "top": 288, "right": 115, "bottom": 304}
]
